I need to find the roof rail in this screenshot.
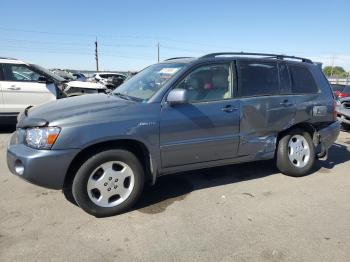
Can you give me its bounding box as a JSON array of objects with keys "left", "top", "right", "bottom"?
[
  {"left": 199, "top": 52, "right": 312, "bottom": 63},
  {"left": 0, "top": 56, "right": 18, "bottom": 60},
  {"left": 164, "top": 57, "right": 193, "bottom": 61}
]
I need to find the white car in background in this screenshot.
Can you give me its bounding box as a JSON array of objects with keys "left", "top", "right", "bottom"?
[
  {"left": 91, "top": 72, "right": 126, "bottom": 89},
  {"left": 0, "top": 57, "right": 107, "bottom": 123}
]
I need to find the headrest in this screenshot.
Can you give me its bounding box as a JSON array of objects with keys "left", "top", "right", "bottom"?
[{"left": 212, "top": 71, "right": 228, "bottom": 88}]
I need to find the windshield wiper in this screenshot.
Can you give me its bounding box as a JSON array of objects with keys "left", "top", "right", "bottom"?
[{"left": 113, "top": 92, "right": 142, "bottom": 102}]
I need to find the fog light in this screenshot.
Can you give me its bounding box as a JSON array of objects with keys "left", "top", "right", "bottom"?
[{"left": 14, "top": 160, "right": 24, "bottom": 176}]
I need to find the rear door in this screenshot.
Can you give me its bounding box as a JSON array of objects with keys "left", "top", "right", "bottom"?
[
  {"left": 289, "top": 63, "right": 331, "bottom": 123},
  {"left": 160, "top": 62, "right": 240, "bottom": 168},
  {"left": 1, "top": 63, "right": 56, "bottom": 113},
  {"left": 237, "top": 60, "right": 296, "bottom": 156}
]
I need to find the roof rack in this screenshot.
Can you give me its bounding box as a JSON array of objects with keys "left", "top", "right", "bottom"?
[
  {"left": 199, "top": 52, "right": 312, "bottom": 63},
  {"left": 164, "top": 57, "right": 193, "bottom": 61}
]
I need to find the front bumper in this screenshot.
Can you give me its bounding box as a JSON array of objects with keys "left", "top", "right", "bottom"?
[
  {"left": 7, "top": 143, "right": 79, "bottom": 190},
  {"left": 338, "top": 115, "right": 350, "bottom": 125},
  {"left": 336, "top": 102, "right": 350, "bottom": 125}
]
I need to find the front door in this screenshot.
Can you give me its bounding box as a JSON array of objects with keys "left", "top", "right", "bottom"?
[{"left": 160, "top": 63, "right": 240, "bottom": 168}]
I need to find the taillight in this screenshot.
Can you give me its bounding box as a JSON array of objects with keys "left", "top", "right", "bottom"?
[{"left": 338, "top": 92, "right": 349, "bottom": 98}]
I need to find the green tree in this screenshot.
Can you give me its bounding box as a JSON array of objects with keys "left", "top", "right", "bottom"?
[{"left": 323, "top": 66, "right": 349, "bottom": 77}]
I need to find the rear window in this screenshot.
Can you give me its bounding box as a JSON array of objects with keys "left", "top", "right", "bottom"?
[
  {"left": 289, "top": 65, "right": 318, "bottom": 94},
  {"left": 239, "top": 61, "right": 279, "bottom": 97}
]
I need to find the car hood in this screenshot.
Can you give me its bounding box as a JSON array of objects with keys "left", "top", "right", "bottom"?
[
  {"left": 66, "top": 80, "right": 106, "bottom": 89},
  {"left": 17, "top": 94, "right": 136, "bottom": 128}
]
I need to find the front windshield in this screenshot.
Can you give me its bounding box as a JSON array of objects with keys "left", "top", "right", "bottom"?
[
  {"left": 30, "top": 64, "right": 66, "bottom": 83},
  {"left": 114, "top": 63, "right": 185, "bottom": 101}
]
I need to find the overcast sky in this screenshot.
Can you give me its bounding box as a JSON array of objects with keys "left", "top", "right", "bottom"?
[{"left": 0, "top": 0, "right": 349, "bottom": 71}]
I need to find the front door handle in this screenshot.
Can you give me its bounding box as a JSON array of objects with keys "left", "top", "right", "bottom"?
[
  {"left": 280, "top": 99, "right": 293, "bottom": 107},
  {"left": 221, "top": 105, "right": 238, "bottom": 113},
  {"left": 7, "top": 87, "right": 21, "bottom": 91}
]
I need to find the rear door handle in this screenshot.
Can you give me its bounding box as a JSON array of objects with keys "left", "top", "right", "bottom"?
[
  {"left": 7, "top": 87, "right": 21, "bottom": 91},
  {"left": 221, "top": 105, "right": 238, "bottom": 113},
  {"left": 280, "top": 100, "right": 293, "bottom": 107}
]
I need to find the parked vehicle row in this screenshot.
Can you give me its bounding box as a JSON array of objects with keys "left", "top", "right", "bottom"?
[
  {"left": 7, "top": 52, "right": 340, "bottom": 217},
  {"left": 331, "top": 84, "right": 350, "bottom": 99},
  {"left": 331, "top": 84, "right": 350, "bottom": 127},
  {"left": 0, "top": 57, "right": 106, "bottom": 123},
  {"left": 90, "top": 72, "right": 127, "bottom": 90}
]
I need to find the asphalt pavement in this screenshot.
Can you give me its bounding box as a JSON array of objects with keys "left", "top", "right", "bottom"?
[{"left": 0, "top": 126, "right": 349, "bottom": 262}]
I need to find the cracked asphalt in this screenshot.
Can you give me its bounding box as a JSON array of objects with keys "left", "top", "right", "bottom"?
[{"left": 0, "top": 126, "right": 350, "bottom": 262}]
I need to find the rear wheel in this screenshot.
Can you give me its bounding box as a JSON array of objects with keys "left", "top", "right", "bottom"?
[
  {"left": 72, "top": 149, "right": 144, "bottom": 217},
  {"left": 276, "top": 129, "right": 315, "bottom": 177}
]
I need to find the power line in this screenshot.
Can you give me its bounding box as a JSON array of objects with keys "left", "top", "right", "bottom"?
[
  {"left": 0, "top": 26, "right": 236, "bottom": 50},
  {"left": 0, "top": 46, "right": 155, "bottom": 60},
  {"left": 0, "top": 37, "right": 154, "bottom": 48}
]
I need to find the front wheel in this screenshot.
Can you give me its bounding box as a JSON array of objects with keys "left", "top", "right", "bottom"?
[
  {"left": 276, "top": 129, "right": 315, "bottom": 177},
  {"left": 72, "top": 149, "right": 144, "bottom": 217}
]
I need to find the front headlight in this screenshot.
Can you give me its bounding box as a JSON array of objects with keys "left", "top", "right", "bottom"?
[{"left": 25, "top": 127, "right": 61, "bottom": 149}]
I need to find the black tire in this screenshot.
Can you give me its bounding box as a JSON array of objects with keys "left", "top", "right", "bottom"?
[
  {"left": 276, "top": 128, "right": 315, "bottom": 177},
  {"left": 72, "top": 149, "right": 144, "bottom": 217}
]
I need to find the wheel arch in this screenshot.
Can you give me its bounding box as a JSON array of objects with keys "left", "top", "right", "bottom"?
[
  {"left": 63, "top": 139, "right": 155, "bottom": 190},
  {"left": 277, "top": 122, "right": 317, "bottom": 145}
]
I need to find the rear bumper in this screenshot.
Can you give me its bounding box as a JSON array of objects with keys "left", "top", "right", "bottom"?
[
  {"left": 7, "top": 143, "right": 79, "bottom": 190},
  {"left": 316, "top": 121, "right": 340, "bottom": 157}
]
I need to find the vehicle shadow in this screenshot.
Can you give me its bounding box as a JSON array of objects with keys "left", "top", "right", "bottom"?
[
  {"left": 134, "top": 160, "right": 276, "bottom": 214},
  {"left": 314, "top": 143, "right": 350, "bottom": 170},
  {"left": 135, "top": 143, "right": 350, "bottom": 214}
]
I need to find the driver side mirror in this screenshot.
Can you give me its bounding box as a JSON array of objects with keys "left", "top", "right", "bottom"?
[{"left": 167, "top": 89, "right": 188, "bottom": 105}]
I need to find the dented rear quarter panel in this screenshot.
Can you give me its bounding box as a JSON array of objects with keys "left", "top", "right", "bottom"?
[{"left": 238, "top": 95, "right": 296, "bottom": 157}]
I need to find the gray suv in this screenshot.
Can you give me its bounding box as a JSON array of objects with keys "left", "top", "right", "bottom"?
[{"left": 7, "top": 52, "right": 340, "bottom": 217}]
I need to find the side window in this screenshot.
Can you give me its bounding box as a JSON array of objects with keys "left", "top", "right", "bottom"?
[
  {"left": 239, "top": 61, "right": 279, "bottom": 97},
  {"left": 289, "top": 65, "right": 318, "bottom": 94},
  {"left": 2, "top": 64, "right": 44, "bottom": 82},
  {"left": 0, "top": 64, "right": 4, "bottom": 81},
  {"left": 174, "top": 63, "right": 232, "bottom": 102},
  {"left": 279, "top": 63, "right": 291, "bottom": 94}
]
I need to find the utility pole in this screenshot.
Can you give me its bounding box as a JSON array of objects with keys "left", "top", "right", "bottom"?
[
  {"left": 157, "top": 42, "right": 160, "bottom": 62},
  {"left": 95, "top": 37, "right": 99, "bottom": 71}
]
